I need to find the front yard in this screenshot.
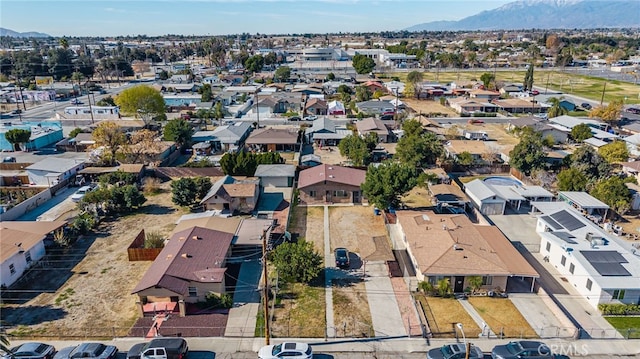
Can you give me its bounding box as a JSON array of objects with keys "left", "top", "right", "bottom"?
[
  {"left": 333, "top": 278, "right": 374, "bottom": 337},
  {"left": 468, "top": 297, "right": 538, "bottom": 338},
  {"left": 605, "top": 316, "right": 640, "bottom": 339},
  {"left": 328, "top": 206, "right": 392, "bottom": 261},
  {"left": 416, "top": 295, "right": 480, "bottom": 337},
  {"left": 288, "top": 205, "right": 324, "bottom": 255},
  {"left": 269, "top": 281, "right": 326, "bottom": 338}
]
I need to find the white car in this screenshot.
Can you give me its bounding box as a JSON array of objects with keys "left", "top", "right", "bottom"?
[
  {"left": 303, "top": 115, "right": 317, "bottom": 121},
  {"left": 258, "top": 342, "right": 312, "bottom": 359},
  {"left": 71, "top": 185, "right": 93, "bottom": 202}
]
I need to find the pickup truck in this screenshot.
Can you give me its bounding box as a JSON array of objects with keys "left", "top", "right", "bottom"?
[{"left": 126, "top": 338, "right": 188, "bottom": 359}]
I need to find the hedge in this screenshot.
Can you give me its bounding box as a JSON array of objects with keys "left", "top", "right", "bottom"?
[{"left": 598, "top": 303, "right": 640, "bottom": 315}]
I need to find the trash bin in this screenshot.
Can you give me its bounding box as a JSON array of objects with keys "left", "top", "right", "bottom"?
[{"left": 374, "top": 208, "right": 381, "bottom": 215}]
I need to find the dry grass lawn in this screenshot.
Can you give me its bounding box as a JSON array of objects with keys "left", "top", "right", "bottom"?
[
  {"left": 401, "top": 186, "right": 433, "bottom": 208},
  {"left": 468, "top": 297, "right": 538, "bottom": 338},
  {"left": 417, "top": 295, "right": 480, "bottom": 337},
  {"left": 288, "top": 205, "right": 325, "bottom": 256},
  {"left": 328, "top": 206, "right": 391, "bottom": 260},
  {"left": 270, "top": 282, "right": 326, "bottom": 338},
  {"left": 403, "top": 98, "right": 457, "bottom": 116},
  {"left": 333, "top": 280, "right": 374, "bottom": 338}
]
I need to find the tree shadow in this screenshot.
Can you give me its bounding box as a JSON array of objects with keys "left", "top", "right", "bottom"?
[
  {"left": 140, "top": 204, "right": 176, "bottom": 215},
  {"left": 0, "top": 305, "right": 68, "bottom": 326}
]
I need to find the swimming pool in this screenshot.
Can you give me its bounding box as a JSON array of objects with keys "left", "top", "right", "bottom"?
[{"left": 483, "top": 176, "right": 523, "bottom": 187}]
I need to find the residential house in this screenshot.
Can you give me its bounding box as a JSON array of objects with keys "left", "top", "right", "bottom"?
[
  {"left": 505, "top": 116, "right": 568, "bottom": 144},
  {"left": 468, "top": 89, "right": 501, "bottom": 101},
  {"left": 200, "top": 175, "right": 260, "bottom": 214},
  {"left": 362, "top": 81, "right": 385, "bottom": 94},
  {"left": 356, "top": 100, "right": 394, "bottom": 115},
  {"left": 1, "top": 122, "right": 64, "bottom": 152},
  {"left": 131, "top": 226, "right": 233, "bottom": 317},
  {"left": 121, "top": 140, "right": 177, "bottom": 166},
  {"left": 391, "top": 210, "right": 539, "bottom": 290},
  {"left": 25, "top": 158, "right": 85, "bottom": 186},
  {"left": 464, "top": 179, "right": 508, "bottom": 215},
  {"left": 327, "top": 100, "right": 346, "bottom": 116},
  {"left": 445, "top": 140, "right": 493, "bottom": 164},
  {"left": 533, "top": 201, "right": 640, "bottom": 309},
  {"left": 305, "top": 98, "right": 328, "bottom": 116},
  {"left": 492, "top": 98, "right": 546, "bottom": 114},
  {"left": 254, "top": 164, "right": 295, "bottom": 188},
  {"left": 55, "top": 133, "right": 95, "bottom": 152},
  {"left": 298, "top": 164, "right": 366, "bottom": 204},
  {"left": 499, "top": 83, "right": 523, "bottom": 95},
  {"left": 245, "top": 127, "right": 301, "bottom": 152},
  {"left": 355, "top": 117, "right": 392, "bottom": 143},
  {"left": 300, "top": 154, "right": 322, "bottom": 167},
  {"left": 305, "top": 117, "right": 351, "bottom": 146},
  {"left": 620, "top": 161, "right": 640, "bottom": 183},
  {"left": 192, "top": 122, "right": 253, "bottom": 153},
  {"left": 0, "top": 221, "right": 67, "bottom": 288},
  {"left": 272, "top": 92, "right": 304, "bottom": 113},
  {"left": 447, "top": 97, "right": 499, "bottom": 115},
  {"left": 623, "top": 134, "right": 640, "bottom": 157}
]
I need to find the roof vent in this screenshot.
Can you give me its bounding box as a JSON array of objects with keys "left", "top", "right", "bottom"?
[
  {"left": 328, "top": 166, "right": 333, "bottom": 170},
  {"left": 166, "top": 254, "right": 173, "bottom": 260},
  {"left": 192, "top": 236, "right": 200, "bottom": 240},
  {"left": 178, "top": 236, "right": 185, "bottom": 241},
  {"left": 181, "top": 253, "right": 192, "bottom": 258},
  {"left": 329, "top": 175, "right": 334, "bottom": 178},
  {"left": 453, "top": 244, "right": 463, "bottom": 251}
]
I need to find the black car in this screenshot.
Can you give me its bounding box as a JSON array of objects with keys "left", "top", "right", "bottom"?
[
  {"left": 334, "top": 247, "right": 350, "bottom": 268},
  {"left": 491, "top": 341, "right": 551, "bottom": 359},
  {"left": 288, "top": 116, "right": 301, "bottom": 121},
  {"left": 53, "top": 343, "right": 117, "bottom": 359},
  {"left": 3, "top": 343, "right": 56, "bottom": 359},
  {"left": 427, "top": 343, "right": 484, "bottom": 359}
]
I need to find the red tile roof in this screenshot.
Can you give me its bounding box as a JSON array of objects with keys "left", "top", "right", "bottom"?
[{"left": 298, "top": 164, "right": 366, "bottom": 188}]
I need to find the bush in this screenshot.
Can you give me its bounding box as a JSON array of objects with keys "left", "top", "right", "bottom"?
[
  {"left": 199, "top": 292, "right": 233, "bottom": 309},
  {"left": 598, "top": 303, "right": 640, "bottom": 315},
  {"left": 142, "top": 177, "right": 161, "bottom": 195},
  {"left": 144, "top": 231, "right": 165, "bottom": 249},
  {"left": 72, "top": 212, "right": 98, "bottom": 235}
]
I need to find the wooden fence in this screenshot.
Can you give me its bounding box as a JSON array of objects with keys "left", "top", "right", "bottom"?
[{"left": 128, "top": 229, "right": 163, "bottom": 261}]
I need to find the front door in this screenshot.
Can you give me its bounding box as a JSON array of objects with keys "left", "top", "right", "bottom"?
[
  {"left": 326, "top": 190, "right": 332, "bottom": 203},
  {"left": 454, "top": 276, "right": 465, "bottom": 293},
  {"left": 353, "top": 191, "right": 361, "bottom": 204}
]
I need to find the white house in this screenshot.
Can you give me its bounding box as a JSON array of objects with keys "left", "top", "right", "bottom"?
[
  {"left": 25, "top": 158, "right": 86, "bottom": 186},
  {"left": 254, "top": 164, "right": 295, "bottom": 188},
  {"left": 532, "top": 201, "right": 640, "bottom": 309},
  {"left": 0, "top": 221, "right": 66, "bottom": 288},
  {"left": 464, "top": 179, "right": 507, "bottom": 215}
]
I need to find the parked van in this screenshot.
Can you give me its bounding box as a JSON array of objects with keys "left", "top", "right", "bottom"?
[{"left": 126, "top": 338, "right": 188, "bottom": 359}]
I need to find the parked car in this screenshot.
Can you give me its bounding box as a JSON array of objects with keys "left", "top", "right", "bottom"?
[
  {"left": 491, "top": 341, "right": 551, "bottom": 359},
  {"left": 468, "top": 119, "right": 484, "bottom": 124},
  {"left": 71, "top": 185, "right": 94, "bottom": 202},
  {"left": 258, "top": 342, "right": 312, "bottom": 359},
  {"left": 427, "top": 343, "right": 484, "bottom": 359},
  {"left": 126, "top": 338, "right": 188, "bottom": 359},
  {"left": 3, "top": 156, "right": 16, "bottom": 163},
  {"left": 303, "top": 115, "right": 317, "bottom": 121},
  {"left": 54, "top": 343, "right": 117, "bottom": 359},
  {"left": 288, "top": 116, "right": 301, "bottom": 121},
  {"left": 581, "top": 103, "right": 592, "bottom": 110},
  {"left": 380, "top": 114, "right": 394, "bottom": 121},
  {"left": 2, "top": 343, "right": 56, "bottom": 359},
  {"left": 10, "top": 109, "right": 22, "bottom": 115},
  {"left": 334, "top": 247, "right": 350, "bottom": 268},
  {"left": 70, "top": 99, "right": 83, "bottom": 105}
]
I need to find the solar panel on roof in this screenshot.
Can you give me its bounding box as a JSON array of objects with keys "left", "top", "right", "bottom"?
[
  {"left": 551, "top": 232, "right": 578, "bottom": 244},
  {"left": 541, "top": 215, "right": 563, "bottom": 230},
  {"left": 581, "top": 250, "right": 631, "bottom": 276},
  {"left": 590, "top": 262, "right": 631, "bottom": 276},
  {"left": 550, "top": 210, "right": 586, "bottom": 231}
]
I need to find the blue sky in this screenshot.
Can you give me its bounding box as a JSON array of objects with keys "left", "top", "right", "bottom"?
[{"left": 2, "top": 0, "right": 513, "bottom": 37}]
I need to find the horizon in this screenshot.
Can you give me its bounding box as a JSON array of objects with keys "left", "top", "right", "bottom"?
[{"left": 1, "top": 0, "right": 514, "bottom": 37}]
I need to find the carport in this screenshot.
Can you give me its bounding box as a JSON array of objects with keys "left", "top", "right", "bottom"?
[{"left": 558, "top": 191, "right": 609, "bottom": 220}]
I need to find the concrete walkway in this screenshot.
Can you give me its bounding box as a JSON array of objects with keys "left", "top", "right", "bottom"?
[
  {"left": 457, "top": 298, "right": 496, "bottom": 338},
  {"left": 364, "top": 261, "right": 406, "bottom": 337},
  {"left": 225, "top": 260, "right": 262, "bottom": 337},
  {"left": 509, "top": 293, "right": 576, "bottom": 338},
  {"left": 324, "top": 205, "right": 336, "bottom": 338}
]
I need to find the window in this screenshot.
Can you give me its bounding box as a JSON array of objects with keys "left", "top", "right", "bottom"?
[
  {"left": 613, "top": 289, "right": 626, "bottom": 300},
  {"left": 561, "top": 255, "right": 566, "bottom": 266},
  {"left": 25, "top": 250, "right": 32, "bottom": 264},
  {"left": 545, "top": 242, "right": 551, "bottom": 252},
  {"left": 188, "top": 287, "right": 197, "bottom": 297},
  {"left": 9, "top": 264, "right": 16, "bottom": 275},
  {"left": 586, "top": 279, "right": 592, "bottom": 291},
  {"left": 309, "top": 190, "right": 317, "bottom": 198},
  {"left": 569, "top": 263, "right": 575, "bottom": 274},
  {"left": 333, "top": 190, "right": 347, "bottom": 197},
  {"left": 482, "top": 276, "right": 493, "bottom": 285}
]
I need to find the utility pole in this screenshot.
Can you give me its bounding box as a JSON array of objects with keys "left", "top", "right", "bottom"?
[
  {"left": 86, "top": 85, "right": 95, "bottom": 124},
  {"left": 255, "top": 89, "right": 260, "bottom": 128},
  {"left": 600, "top": 82, "right": 607, "bottom": 106},
  {"left": 261, "top": 227, "right": 270, "bottom": 345},
  {"left": 465, "top": 342, "right": 471, "bottom": 359}
]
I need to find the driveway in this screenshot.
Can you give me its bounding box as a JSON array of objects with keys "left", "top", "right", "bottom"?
[
  {"left": 489, "top": 211, "right": 540, "bottom": 252},
  {"left": 509, "top": 293, "right": 576, "bottom": 339},
  {"left": 17, "top": 186, "right": 78, "bottom": 221}
]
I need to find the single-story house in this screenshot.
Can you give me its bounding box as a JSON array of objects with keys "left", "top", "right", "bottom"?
[
  {"left": 492, "top": 98, "right": 546, "bottom": 114},
  {"left": 55, "top": 133, "right": 95, "bottom": 152},
  {"left": 355, "top": 100, "right": 394, "bottom": 115},
  {"left": 192, "top": 121, "right": 252, "bottom": 153},
  {"left": 392, "top": 210, "right": 539, "bottom": 289},
  {"left": 25, "top": 158, "right": 86, "bottom": 186},
  {"left": 1, "top": 221, "right": 67, "bottom": 288},
  {"left": 464, "top": 179, "right": 508, "bottom": 215},
  {"left": 447, "top": 98, "right": 499, "bottom": 115},
  {"left": 298, "top": 164, "right": 366, "bottom": 204},
  {"left": 468, "top": 89, "right": 501, "bottom": 101},
  {"left": 200, "top": 175, "right": 260, "bottom": 214},
  {"left": 305, "top": 98, "right": 328, "bottom": 116},
  {"left": 131, "top": 226, "right": 233, "bottom": 317},
  {"left": 245, "top": 127, "right": 301, "bottom": 152},
  {"left": 305, "top": 117, "right": 351, "bottom": 146},
  {"left": 254, "top": 164, "right": 295, "bottom": 188},
  {"left": 355, "top": 117, "right": 392, "bottom": 143},
  {"left": 620, "top": 161, "right": 640, "bottom": 183}
]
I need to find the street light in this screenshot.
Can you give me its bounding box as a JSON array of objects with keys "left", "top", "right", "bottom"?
[{"left": 456, "top": 323, "right": 466, "bottom": 346}]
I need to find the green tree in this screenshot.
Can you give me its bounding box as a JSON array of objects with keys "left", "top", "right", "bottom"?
[
  {"left": 361, "top": 162, "right": 418, "bottom": 209},
  {"left": 170, "top": 177, "right": 198, "bottom": 207},
  {"left": 406, "top": 71, "right": 424, "bottom": 98},
  {"left": 457, "top": 151, "right": 474, "bottom": 166},
  {"left": 468, "top": 276, "right": 483, "bottom": 292},
  {"left": 547, "top": 97, "right": 569, "bottom": 118},
  {"left": 509, "top": 130, "right": 547, "bottom": 176},
  {"left": 194, "top": 176, "right": 212, "bottom": 202},
  {"left": 352, "top": 54, "right": 376, "bottom": 74},
  {"left": 590, "top": 99, "right": 624, "bottom": 126},
  {"left": 115, "top": 85, "right": 165, "bottom": 122},
  {"left": 111, "top": 185, "right": 147, "bottom": 213},
  {"left": 523, "top": 64, "right": 534, "bottom": 92},
  {"left": 5, "top": 128, "right": 31, "bottom": 151},
  {"left": 244, "top": 55, "right": 264, "bottom": 73},
  {"left": 590, "top": 176, "right": 631, "bottom": 215},
  {"left": 213, "top": 101, "right": 225, "bottom": 126},
  {"left": 557, "top": 168, "right": 588, "bottom": 191},
  {"left": 269, "top": 239, "right": 323, "bottom": 283},
  {"left": 571, "top": 123, "right": 593, "bottom": 142},
  {"left": 274, "top": 66, "right": 291, "bottom": 82},
  {"left": 158, "top": 70, "right": 169, "bottom": 80},
  {"left": 47, "top": 48, "right": 74, "bottom": 80},
  {"left": 571, "top": 145, "right": 611, "bottom": 181},
  {"left": 96, "top": 95, "right": 116, "bottom": 107},
  {"left": 0, "top": 330, "right": 10, "bottom": 355},
  {"left": 437, "top": 277, "right": 451, "bottom": 297},
  {"left": 338, "top": 135, "right": 370, "bottom": 166},
  {"left": 163, "top": 118, "right": 194, "bottom": 149},
  {"left": 69, "top": 127, "right": 83, "bottom": 138},
  {"left": 395, "top": 120, "right": 443, "bottom": 168},
  {"left": 598, "top": 141, "right": 629, "bottom": 163},
  {"left": 92, "top": 121, "right": 126, "bottom": 165},
  {"left": 326, "top": 72, "right": 335, "bottom": 81},
  {"left": 199, "top": 83, "right": 212, "bottom": 102},
  {"left": 355, "top": 86, "right": 371, "bottom": 102},
  {"left": 219, "top": 152, "right": 283, "bottom": 176},
  {"left": 480, "top": 72, "right": 495, "bottom": 89}
]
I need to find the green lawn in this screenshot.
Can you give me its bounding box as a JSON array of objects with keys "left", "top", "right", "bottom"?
[{"left": 605, "top": 316, "right": 640, "bottom": 339}]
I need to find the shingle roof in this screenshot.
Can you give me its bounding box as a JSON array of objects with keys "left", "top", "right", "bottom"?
[
  {"left": 0, "top": 221, "right": 67, "bottom": 262},
  {"left": 131, "top": 226, "right": 233, "bottom": 294},
  {"left": 298, "top": 164, "right": 365, "bottom": 188},
  {"left": 25, "top": 158, "right": 83, "bottom": 173},
  {"left": 245, "top": 128, "right": 299, "bottom": 145},
  {"left": 254, "top": 164, "right": 296, "bottom": 178}
]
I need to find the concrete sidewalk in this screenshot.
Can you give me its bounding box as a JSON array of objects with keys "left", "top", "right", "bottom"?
[
  {"left": 364, "top": 261, "right": 406, "bottom": 337},
  {"left": 225, "top": 259, "right": 261, "bottom": 337}
]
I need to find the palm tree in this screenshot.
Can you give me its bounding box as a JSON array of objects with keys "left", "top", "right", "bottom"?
[
  {"left": 213, "top": 102, "right": 225, "bottom": 127},
  {"left": 548, "top": 97, "right": 569, "bottom": 118},
  {"left": 59, "top": 37, "right": 69, "bottom": 50},
  {"left": 437, "top": 277, "right": 452, "bottom": 297}
]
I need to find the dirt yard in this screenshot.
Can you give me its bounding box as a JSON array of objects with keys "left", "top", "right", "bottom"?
[
  {"left": 314, "top": 144, "right": 348, "bottom": 165},
  {"left": 2, "top": 182, "right": 187, "bottom": 338},
  {"left": 288, "top": 205, "right": 325, "bottom": 256},
  {"left": 403, "top": 98, "right": 457, "bottom": 116},
  {"left": 328, "top": 206, "right": 393, "bottom": 261},
  {"left": 270, "top": 282, "right": 326, "bottom": 338},
  {"left": 332, "top": 279, "right": 374, "bottom": 337},
  {"left": 401, "top": 187, "right": 433, "bottom": 208}
]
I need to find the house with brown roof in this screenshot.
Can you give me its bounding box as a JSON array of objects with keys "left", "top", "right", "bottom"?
[
  {"left": 298, "top": 164, "right": 366, "bottom": 204},
  {"left": 392, "top": 210, "right": 538, "bottom": 292},
  {"left": 447, "top": 97, "right": 499, "bottom": 115},
  {"left": 355, "top": 117, "right": 392, "bottom": 143},
  {"left": 493, "top": 98, "right": 546, "bottom": 114},
  {"left": 245, "top": 127, "right": 301, "bottom": 152},
  {"left": 200, "top": 175, "right": 260, "bottom": 214},
  {"left": 131, "top": 226, "right": 233, "bottom": 317},
  {"left": 1, "top": 221, "right": 67, "bottom": 288},
  {"left": 469, "top": 89, "right": 501, "bottom": 101},
  {"left": 305, "top": 98, "right": 328, "bottom": 116}
]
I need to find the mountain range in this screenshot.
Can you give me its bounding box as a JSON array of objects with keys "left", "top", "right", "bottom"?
[
  {"left": 0, "top": 28, "right": 51, "bottom": 38},
  {"left": 406, "top": 0, "right": 640, "bottom": 31}
]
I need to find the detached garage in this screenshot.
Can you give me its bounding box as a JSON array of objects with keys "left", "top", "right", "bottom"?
[{"left": 464, "top": 179, "right": 506, "bottom": 215}]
